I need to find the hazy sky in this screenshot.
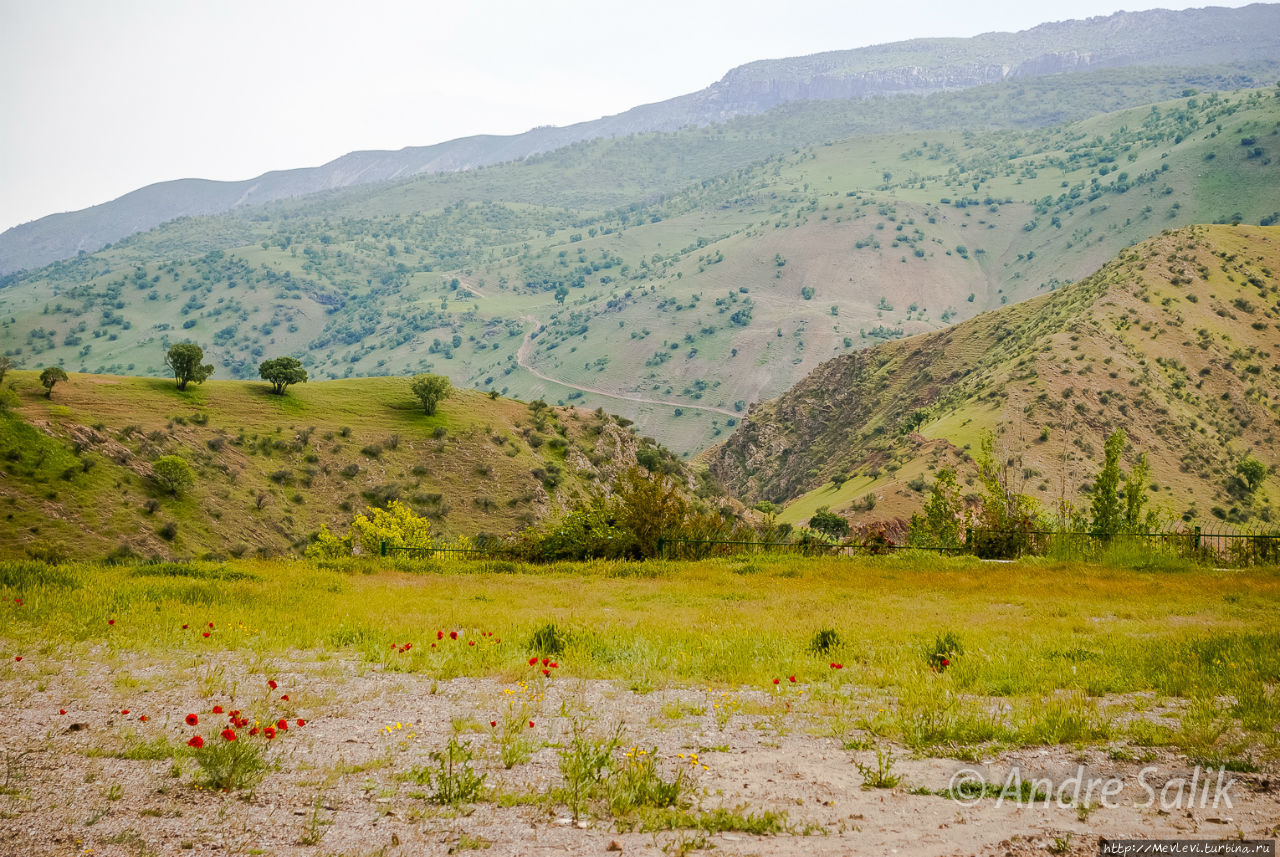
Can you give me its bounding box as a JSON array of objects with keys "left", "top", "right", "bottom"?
[{"left": 0, "top": 0, "right": 1263, "bottom": 232}]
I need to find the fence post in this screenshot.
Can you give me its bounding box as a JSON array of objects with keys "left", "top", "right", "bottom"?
[{"left": 380, "top": 540, "right": 387, "bottom": 557}]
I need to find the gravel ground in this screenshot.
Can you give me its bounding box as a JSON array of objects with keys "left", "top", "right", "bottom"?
[{"left": 2, "top": 652, "right": 1276, "bottom": 857}]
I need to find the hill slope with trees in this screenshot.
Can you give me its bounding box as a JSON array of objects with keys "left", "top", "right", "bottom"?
[
  {"left": 1, "top": 3, "right": 1277, "bottom": 274},
  {"left": 707, "top": 225, "right": 1280, "bottom": 532},
  {"left": 0, "top": 371, "right": 693, "bottom": 561},
  {"left": 4, "top": 86, "right": 1278, "bottom": 454}
]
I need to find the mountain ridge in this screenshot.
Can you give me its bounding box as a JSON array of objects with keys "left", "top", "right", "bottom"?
[{"left": 3, "top": 3, "right": 1278, "bottom": 275}]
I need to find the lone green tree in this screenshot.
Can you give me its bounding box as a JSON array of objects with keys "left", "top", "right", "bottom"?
[
  {"left": 151, "top": 455, "right": 195, "bottom": 496},
  {"left": 1123, "top": 452, "right": 1155, "bottom": 531},
  {"left": 908, "top": 468, "right": 965, "bottom": 548},
  {"left": 164, "top": 343, "right": 213, "bottom": 391},
  {"left": 809, "top": 506, "right": 850, "bottom": 539},
  {"left": 410, "top": 374, "right": 452, "bottom": 416},
  {"left": 259, "top": 356, "right": 307, "bottom": 395},
  {"left": 1237, "top": 455, "right": 1268, "bottom": 493},
  {"left": 39, "top": 366, "right": 68, "bottom": 398},
  {"left": 1090, "top": 428, "right": 1126, "bottom": 536}
]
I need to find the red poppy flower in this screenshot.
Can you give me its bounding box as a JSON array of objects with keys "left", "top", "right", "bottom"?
[
  {"left": 208, "top": 622, "right": 214, "bottom": 629},
  {"left": 528, "top": 656, "right": 538, "bottom": 666},
  {"left": 527, "top": 720, "right": 534, "bottom": 728},
  {"left": 773, "top": 678, "right": 780, "bottom": 685},
  {"left": 490, "top": 720, "right": 497, "bottom": 728},
  {"left": 13, "top": 598, "right": 20, "bottom": 605},
  {"left": 404, "top": 643, "right": 412, "bottom": 651},
  {"left": 187, "top": 735, "right": 204, "bottom": 749},
  {"left": 437, "top": 630, "right": 444, "bottom": 640},
  {"left": 390, "top": 642, "right": 398, "bottom": 649},
  {"left": 449, "top": 631, "right": 458, "bottom": 640},
  {"left": 229, "top": 710, "right": 240, "bottom": 718},
  {"left": 182, "top": 624, "right": 188, "bottom": 630},
  {"left": 220, "top": 728, "right": 237, "bottom": 742},
  {"left": 264, "top": 727, "right": 276, "bottom": 739},
  {"left": 941, "top": 658, "right": 950, "bottom": 666},
  {"left": 13, "top": 656, "right": 20, "bottom": 662},
  {"left": 280, "top": 694, "right": 289, "bottom": 701},
  {"left": 549, "top": 662, "right": 558, "bottom": 669},
  {"left": 108, "top": 619, "right": 114, "bottom": 626},
  {"left": 542, "top": 669, "right": 550, "bottom": 677},
  {"left": 296, "top": 719, "right": 305, "bottom": 727},
  {"left": 212, "top": 705, "right": 224, "bottom": 714},
  {"left": 59, "top": 709, "right": 67, "bottom": 715},
  {"left": 542, "top": 658, "right": 549, "bottom": 666},
  {"left": 185, "top": 713, "right": 199, "bottom": 726},
  {"left": 202, "top": 632, "right": 210, "bottom": 638},
  {"left": 276, "top": 719, "right": 288, "bottom": 730},
  {"left": 121, "top": 709, "right": 130, "bottom": 715},
  {"left": 249, "top": 727, "right": 259, "bottom": 736},
  {"left": 268, "top": 680, "right": 278, "bottom": 690},
  {"left": 788, "top": 676, "right": 797, "bottom": 683},
  {"left": 468, "top": 640, "right": 475, "bottom": 646},
  {"left": 431, "top": 643, "right": 436, "bottom": 648},
  {"left": 139, "top": 715, "right": 149, "bottom": 722}
]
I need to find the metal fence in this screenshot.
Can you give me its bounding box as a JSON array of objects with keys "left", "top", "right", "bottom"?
[
  {"left": 380, "top": 543, "right": 504, "bottom": 560},
  {"left": 380, "top": 528, "right": 1280, "bottom": 567},
  {"left": 657, "top": 527, "right": 1280, "bottom": 567}
]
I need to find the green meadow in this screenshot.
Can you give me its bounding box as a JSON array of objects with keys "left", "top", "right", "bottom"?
[{"left": 5, "top": 553, "right": 1278, "bottom": 761}]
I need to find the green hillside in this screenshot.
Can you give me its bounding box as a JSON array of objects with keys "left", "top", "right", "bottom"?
[
  {"left": 3, "top": 84, "right": 1278, "bottom": 455},
  {"left": 0, "top": 372, "right": 681, "bottom": 560},
  {"left": 708, "top": 225, "right": 1280, "bottom": 531}
]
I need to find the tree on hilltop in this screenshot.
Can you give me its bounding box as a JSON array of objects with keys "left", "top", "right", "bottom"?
[
  {"left": 39, "top": 366, "right": 68, "bottom": 398},
  {"left": 410, "top": 374, "right": 452, "bottom": 416},
  {"left": 164, "top": 343, "right": 213, "bottom": 391},
  {"left": 259, "top": 356, "right": 307, "bottom": 395}
]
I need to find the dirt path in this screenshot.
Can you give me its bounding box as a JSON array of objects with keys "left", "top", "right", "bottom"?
[
  {"left": 516, "top": 316, "right": 741, "bottom": 417},
  {"left": 5, "top": 659, "right": 1275, "bottom": 857}
]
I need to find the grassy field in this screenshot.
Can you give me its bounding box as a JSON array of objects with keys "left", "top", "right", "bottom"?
[{"left": 5, "top": 553, "right": 1278, "bottom": 760}]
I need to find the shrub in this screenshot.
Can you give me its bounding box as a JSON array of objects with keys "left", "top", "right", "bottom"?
[
  {"left": 808, "top": 629, "right": 842, "bottom": 656},
  {"left": 189, "top": 730, "right": 270, "bottom": 792},
  {"left": 926, "top": 631, "right": 964, "bottom": 670},
  {"left": 304, "top": 500, "right": 432, "bottom": 558},
  {"left": 528, "top": 622, "right": 567, "bottom": 656},
  {"left": 151, "top": 455, "right": 195, "bottom": 496},
  {"left": 406, "top": 736, "right": 485, "bottom": 806}
]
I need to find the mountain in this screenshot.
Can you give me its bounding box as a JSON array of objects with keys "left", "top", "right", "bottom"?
[
  {"left": 2, "top": 3, "right": 1278, "bottom": 274},
  {"left": 0, "top": 372, "right": 686, "bottom": 561},
  {"left": 706, "top": 225, "right": 1280, "bottom": 531},
  {"left": 3, "top": 83, "right": 1277, "bottom": 455}
]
